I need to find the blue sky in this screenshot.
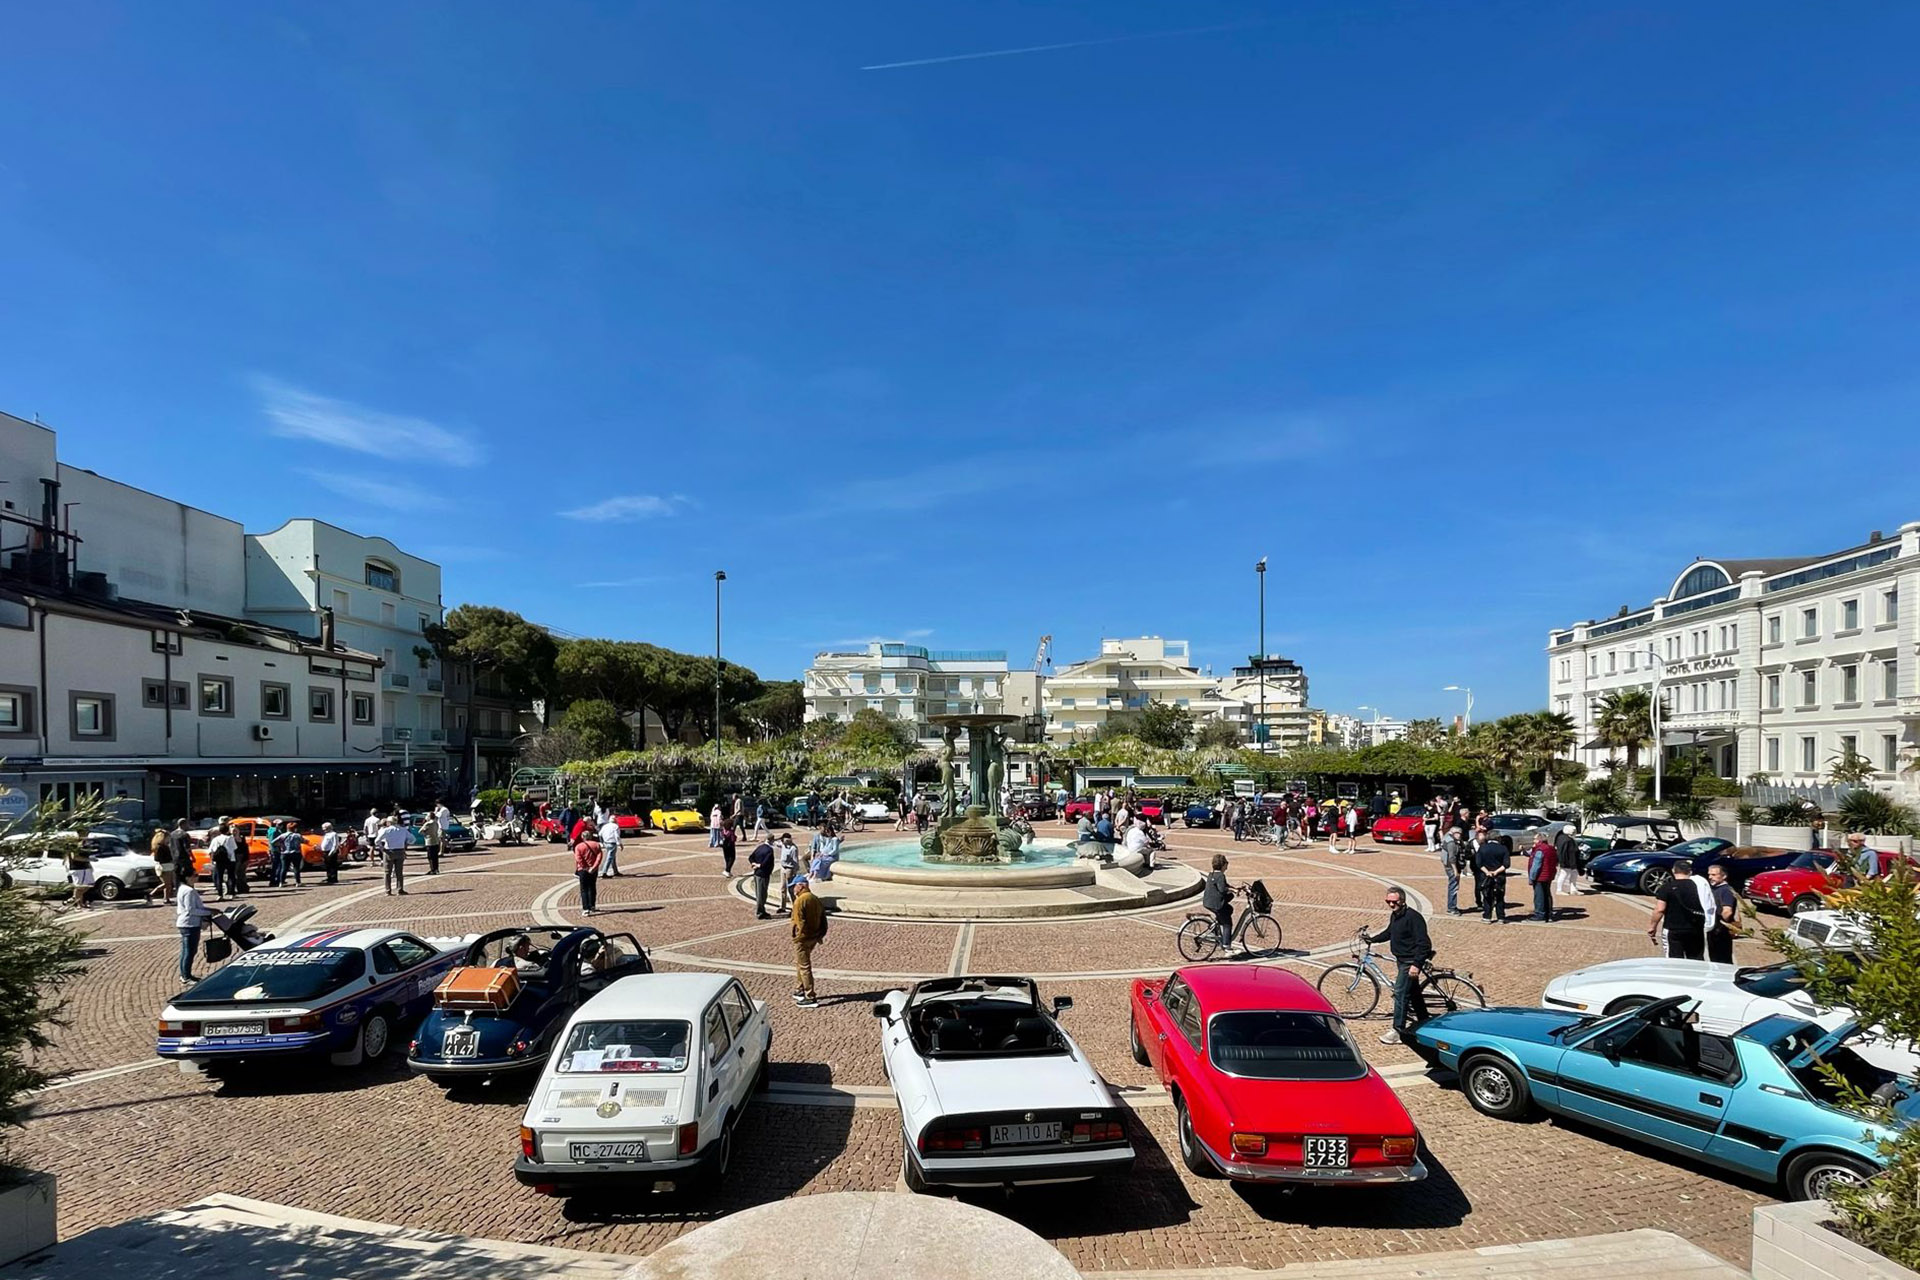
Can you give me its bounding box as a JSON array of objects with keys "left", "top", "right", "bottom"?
[{"left": 4, "top": 2, "right": 1918, "bottom": 720}]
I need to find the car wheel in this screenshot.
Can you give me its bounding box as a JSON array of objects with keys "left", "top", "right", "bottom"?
[
  {"left": 1175, "top": 1096, "right": 1218, "bottom": 1177},
  {"left": 359, "top": 1010, "right": 393, "bottom": 1065},
  {"left": 1129, "top": 1013, "right": 1150, "bottom": 1066},
  {"left": 1784, "top": 1149, "right": 1877, "bottom": 1202},
  {"left": 1637, "top": 866, "right": 1672, "bottom": 896},
  {"left": 1790, "top": 894, "right": 1824, "bottom": 916},
  {"left": 901, "top": 1135, "right": 930, "bottom": 1194},
  {"left": 93, "top": 877, "right": 124, "bottom": 902},
  {"left": 1603, "top": 996, "right": 1652, "bottom": 1017},
  {"left": 1459, "top": 1053, "right": 1531, "bottom": 1121}
]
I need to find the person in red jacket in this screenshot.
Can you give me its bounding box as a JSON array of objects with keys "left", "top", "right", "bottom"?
[{"left": 1525, "top": 835, "right": 1559, "bottom": 923}]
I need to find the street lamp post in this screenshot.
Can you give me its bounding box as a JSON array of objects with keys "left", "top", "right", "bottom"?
[
  {"left": 1443, "top": 684, "right": 1473, "bottom": 731},
  {"left": 1255, "top": 557, "right": 1267, "bottom": 752},
  {"left": 1647, "top": 642, "right": 1663, "bottom": 806},
  {"left": 714, "top": 571, "right": 726, "bottom": 778}
]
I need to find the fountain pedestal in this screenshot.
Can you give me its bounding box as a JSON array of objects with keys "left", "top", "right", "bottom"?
[{"left": 921, "top": 713, "right": 1024, "bottom": 863}]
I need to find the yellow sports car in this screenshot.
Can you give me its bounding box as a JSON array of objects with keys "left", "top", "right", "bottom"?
[{"left": 650, "top": 805, "right": 707, "bottom": 834}]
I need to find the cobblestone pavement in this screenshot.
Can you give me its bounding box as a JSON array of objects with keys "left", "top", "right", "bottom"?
[{"left": 17, "top": 824, "right": 1780, "bottom": 1270}]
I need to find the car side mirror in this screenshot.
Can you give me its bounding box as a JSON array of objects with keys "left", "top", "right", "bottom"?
[
  {"left": 871, "top": 1001, "right": 892, "bottom": 1020},
  {"left": 1052, "top": 995, "right": 1073, "bottom": 1014},
  {"left": 1141, "top": 987, "right": 1157, "bottom": 1002}
]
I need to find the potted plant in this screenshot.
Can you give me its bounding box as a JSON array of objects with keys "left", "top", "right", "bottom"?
[
  {"left": 0, "top": 797, "right": 96, "bottom": 1264},
  {"left": 1753, "top": 798, "right": 1819, "bottom": 850},
  {"left": 1760, "top": 829, "right": 1920, "bottom": 1277}
]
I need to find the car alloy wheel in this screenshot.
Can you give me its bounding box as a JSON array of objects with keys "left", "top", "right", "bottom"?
[
  {"left": 360, "top": 1011, "right": 392, "bottom": 1064},
  {"left": 1461, "top": 1054, "right": 1529, "bottom": 1120},
  {"left": 1637, "top": 866, "right": 1671, "bottom": 895},
  {"left": 1787, "top": 1150, "right": 1876, "bottom": 1202},
  {"left": 94, "top": 877, "right": 124, "bottom": 901},
  {"left": 1790, "top": 894, "right": 1823, "bottom": 916}
]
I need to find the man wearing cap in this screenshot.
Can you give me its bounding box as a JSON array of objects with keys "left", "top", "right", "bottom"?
[
  {"left": 790, "top": 875, "right": 826, "bottom": 1008},
  {"left": 1845, "top": 831, "right": 1883, "bottom": 881}
]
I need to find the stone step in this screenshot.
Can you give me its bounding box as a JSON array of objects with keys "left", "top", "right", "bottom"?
[{"left": 1097, "top": 1228, "right": 1746, "bottom": 1279}]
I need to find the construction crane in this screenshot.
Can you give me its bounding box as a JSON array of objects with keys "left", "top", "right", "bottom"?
[{"left": 1034, "top": 634, "right": 1052, "bottom": 674}]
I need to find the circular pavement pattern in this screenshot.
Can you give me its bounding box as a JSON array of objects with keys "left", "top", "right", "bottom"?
[{"left": 19, "top": 822, "right": 1776, "bottom": 1272}]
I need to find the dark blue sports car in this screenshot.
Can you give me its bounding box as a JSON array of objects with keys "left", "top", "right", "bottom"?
[
  {"left": 1183, "top": 802, "right": 1220, "bottom": 828},
  {"left": 408, "top": 926, "right": 650, "bottom": 1087},
  {"left": 1585, "top": 837, "right": 1732, "bottom": 896}
]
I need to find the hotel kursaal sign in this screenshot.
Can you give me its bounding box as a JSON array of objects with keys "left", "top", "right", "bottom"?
[{"left": 1664, "top": 656, "right": 1738, "bottom": 676}]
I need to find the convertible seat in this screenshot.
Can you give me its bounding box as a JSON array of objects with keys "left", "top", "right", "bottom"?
[
  {"left": 997, "top": 1017, "right": 1053, "bottom": 1051},
  {"left": 931, "top": 1018, "right": 975, "bottom": 1052}
]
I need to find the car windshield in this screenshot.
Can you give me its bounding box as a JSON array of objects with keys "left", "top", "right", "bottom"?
[
  {"left": 1771, "top": 1026, "right": 1896, "bottom": 1109},
  {"left": 1668, "top": 838, "right": 1723, "bottom": 856},
  {"left": 1789, "top": 852, "right": 1836, "bottom": 872},
  {"left": 557, "top": 1019, "right": 691, "bottom": 1073},
  {"left": 1208, "top": 1011, "right": 1365, "bottom": 1080},
  {"left": 175, "top": 948, "right": 365, "bottom": 1004},
  {"left": 1734, "top": 964, "right": 1809, "bottom": 999}
]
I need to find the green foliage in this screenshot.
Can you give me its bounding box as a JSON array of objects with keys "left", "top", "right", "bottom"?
[
  {"left": 1194, "top": 718, "right": 1243, "bottom": 750},
  {"left": 1830, "top": 747, "right": 1880, "bottom": 786},
  {"left": 438, "top": 605, "right": 558, "bottom": 700},
  {"left": 0, "top": 796, "right": 96, "bottom": 1146},
  {"left": 1765, "top": 800, "right": 1817, "bottom": 826},
  {"left": 553, "top": 638, "right": 764, "bottom": 743},
  {"left": 1136, "top": 703, "right": 1193, "bottom": 749},
  {"left": 557, "top": 699, "right": 630, "bottom": 759},
  {"left": 1593, "top": 688, "right": 1665, "bottom": 770},
  {"left": 1555, "top": 778, "right": 1586, "bottom": 803},
  {"left": 1581, "top": 773, "right": 1628, "bottom": 815},
  {"left": 737, "top": 681, "right": 804, "bottom": 740},
  {"left": 475, "top": 788, "right": 509, "bottom": 818},
  {"left": 1734, "top": 802, "right": 1762, "bottom": 825},
  {"left": 1839, "top": 788, "right": 1920, "bottom": 837},
  {"left": 836, "top": 708, "right": 916, "bottom": 761},
  {"left": 1403, "top": 718, "right": 1448, "bottom": 749},
  {"left": 1663, "top": 795, "right": 1711, "bottom": 823}
]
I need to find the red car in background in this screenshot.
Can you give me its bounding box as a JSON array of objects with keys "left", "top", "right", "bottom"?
[
  {"left": 1135, "top": 797, "right": 1167, "bottom": 825},
  {"left": 1062, "top": 797, "right": 1095, "bottom": 822},
  {"left": 1128, "top": 965, "right": 1425, "bottom": 1184},
  {"left": 1368, "top": 809, "right": 1428, "bottom": 845},
  {"left": 1745, "top": 849, "right": 1914, "bottom": 916}
]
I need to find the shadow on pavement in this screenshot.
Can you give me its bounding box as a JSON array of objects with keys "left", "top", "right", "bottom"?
[
  {"left": 1233, "top": 1142, "right": 1472, "bottom": 1227},
  {"left": 972, "top": 1109, "right": 1196, "bottom": 1238}
]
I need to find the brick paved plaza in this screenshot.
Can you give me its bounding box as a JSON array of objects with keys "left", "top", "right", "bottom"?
[{"left": 16, "top": 823, "right": 1779, "bottom": 1272}]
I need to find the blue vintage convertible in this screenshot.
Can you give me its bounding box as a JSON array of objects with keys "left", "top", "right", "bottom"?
[
  {"left": 407, "top": 926, "right": 651, "bottom": 1087},
  {"left": 1410, "top": 995, "right": 1912, "bottom": 1202}
]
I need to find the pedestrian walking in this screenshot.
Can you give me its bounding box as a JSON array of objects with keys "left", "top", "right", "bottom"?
[
  {"left": 790, "top": 875, "right": 826, "bottom": 1007},
  {"left": 777, "top": 833, "right": 801, "bottom": 913},
  {"left": 1364, "top": 887, "right": 1433, "bottom": 1045},
  {"left": 752, "top": 804, "right": 769, "bottom": 843},
  {"left": 1525, "top": 834, "right": 1558, "bottom": 922},
  {"left": 1648, "top": 862, "right": 1708, "bottom": 959},
  {"left": 598, "top": 815, "right": 622, "bottom": 877},
  {"left": 720, "top": 822, "right": 737, "bottom": 876},
  {"left": 708, "top": 803, "right": 725, "bottom": 848},
  {"left": 573, "top": 832, "right": 603, "bottom": 915},
  {"left": 175, "top": 868, "right": 213, "bottom": 986},
  {"left": 274, "top": 824, "right": 305, "bottom": 888},
  {"left": 319, "top": 822, "right": 342, "bottom": 884},
  {"left": 749, "top": 836, "right": 776, "bottom": 919},
  {"left": 65, "top": 837, "right": 94, "bottom": 911},
  {"left": 1706, "top": 863, "right": 1741, "bottom": 963},
  {"left": 421, "top": 814, "right": 442, "bottom": 875},
  {"left": 362, "top": 807, "right": 382, "bottom": 845},
  {"left": 207, "top": 820, "right": 238, "bottom": 900},
  {"left": 164, "top": 819, "right": 191, "bottom": 903},
  {"left": 1552, "top": 822, "right": 1582, "bottom": 897},
  {"left": 1423, "top": 798, "right": 1441, "bottom": 852},
  {"left": 1439, "top": 825, "right": 1464, "bottom": 915},
  {"left": 147, "top": 824, "right": 173, "bottom": 906},
  {"left": 378, "top": 818, "right": 410, "bottom": 895},
  {"left": 1476, "top": 834, "right": 1511, "bottom": 924}
]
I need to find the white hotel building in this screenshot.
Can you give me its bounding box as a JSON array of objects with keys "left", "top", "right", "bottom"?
[
  {"left": 803, "top": 642, "right": 1038, "bottom": 746},
  {"left": 1042, "top": 637, "right": 1241, "bottom": 748},
  {"left": 1550, "top": 522, "right": 1920, "bottom": 796}
]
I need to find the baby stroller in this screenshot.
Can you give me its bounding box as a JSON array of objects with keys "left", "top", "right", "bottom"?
[{"left": 204, "top": 903, "right": 274, "bottom": 965}]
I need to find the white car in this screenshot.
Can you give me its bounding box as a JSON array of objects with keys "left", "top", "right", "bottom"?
[
  {"left": 853, "top": 800, "right": 891, "bottom": 823},
  {"left": 1542, "top": 956, "right": 1917, "bottom": 1078},
  {"left": 2, "top": 833, "right": 159, "bottom": 901},
  {"left": 515, "top": 972, "right": 770, "bottom": 1198},
  {"left": 1787, "top": 907, "right": 1873, "bottom": 953},
  {"left": 875, "top": 975, "right": 1135, "bottom": 1192}
]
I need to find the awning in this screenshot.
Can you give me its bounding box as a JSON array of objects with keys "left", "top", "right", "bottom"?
[
  {"left": 1579, "top": 737, "right": 1610, "bottom": 751},
  {"left": 152, "top": 762, "right": 406, "bottom": 778},
  {"left": 1661, "top": 729, "right": 1736, "bottom": 747}
]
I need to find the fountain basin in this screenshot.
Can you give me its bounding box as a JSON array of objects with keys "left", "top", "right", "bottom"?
[{"left": 833, "top": 839, "right": 1147, "bottom": 890}]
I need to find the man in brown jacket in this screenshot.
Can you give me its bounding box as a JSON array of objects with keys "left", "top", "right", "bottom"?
[{"left": 790, "top": 875, "right": 826, "bottom": 1008}]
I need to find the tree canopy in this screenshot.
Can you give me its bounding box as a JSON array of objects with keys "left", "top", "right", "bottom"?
[{"left": 436, "top": 605, "right": 558, "bottom": 701}]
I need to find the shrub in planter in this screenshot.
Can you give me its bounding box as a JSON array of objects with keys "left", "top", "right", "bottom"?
[
  {"left": 1840, "top": 790, "right": 1920, "bottom": 839},
  {"left": 1735, "top": 802, "right": 1763, "bottom": 826},
  {"left": 1664, "top": 795, "right": 1712, "bottom": 824},
  {"left": 1766, "top": 800, "right": 1817, "bottom": 826}
]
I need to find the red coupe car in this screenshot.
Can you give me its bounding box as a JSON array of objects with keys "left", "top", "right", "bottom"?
[
  {"left": 1128, "top": 965, "right": 1425, "bottom": 1184},
  {"left": 1062, "top": 797, "right": 1095, "bottom": 822},
  {"left": 1745, "top": 849, "right": 1914, "bottom": 915},
  {"left": 1367, "top": 809, "right": 1428, "bottom": 845}
]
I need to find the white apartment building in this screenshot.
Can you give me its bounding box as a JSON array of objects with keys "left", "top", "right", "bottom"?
[
  {"left": 1362, "top": 716, "right": 1410, "bottom": 745},
  {"left": 1549, "top": 523, "right": 1920, "bottom": 796},
  {"left": 1217, "top": 655, "right": 1310, "bottom": 750},
  {"left": 1042, "top": 637, "right": 1241, "bottom": 747},
  {"left": 803, "top": 643, "right": 1016, "bottom": 744}
]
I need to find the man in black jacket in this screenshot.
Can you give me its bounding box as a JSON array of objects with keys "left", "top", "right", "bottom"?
[
  {"left": 1365, "top": 887, "right": 1434, "bottom": 1044},
  {"left": 1476, "top": 834, "right": 1512, "bottom": 924}
]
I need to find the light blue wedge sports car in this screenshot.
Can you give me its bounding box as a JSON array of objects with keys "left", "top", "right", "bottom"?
[{"left": 1409, "top": 995, "right": 1913, "bottom": 1202}]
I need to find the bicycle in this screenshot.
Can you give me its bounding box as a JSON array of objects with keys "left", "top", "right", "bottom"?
[
  {"left": 1177, "top": 881, "right": 1283, "bottom": 960},
  {"left": 1315, "top": 931, "right": 1487, "bottom": 1020}
]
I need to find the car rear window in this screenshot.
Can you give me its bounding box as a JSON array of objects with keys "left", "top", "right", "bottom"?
[
  {"left": 558, "top": 1019, "right": 691, "bottom": 1074},
  {"left": 1208, "top": 1011, "right": 1366, "bottom": 1080},
  {"left": 176, "top": 948, "right": 366, "bottom": 1004},
  {"left": 1735, "top": 964, "right": 1809, "bottom": 1000}
]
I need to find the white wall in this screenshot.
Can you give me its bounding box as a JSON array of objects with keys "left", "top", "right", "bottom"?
[{"left": 58, "top": 464, "right": 246, "bottom": 613}]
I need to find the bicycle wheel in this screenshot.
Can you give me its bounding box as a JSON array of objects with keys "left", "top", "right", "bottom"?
[
  {"left": 1237, "top": 913, "right": 1281, "bottom": 956},
  {"left": 1316, "top": 963, "right": 1381, "bottom": 1018},
  {"left": 1176, "top": 916, "right": 1221, "bottom": 962},
  {"left": 1420, "top": 973, "right": 1487, "bottom": 1017}
]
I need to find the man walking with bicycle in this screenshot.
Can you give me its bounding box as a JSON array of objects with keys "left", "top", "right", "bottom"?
[{"left": 1363, "top": 887, "right": 1433, "bottom": 1046}]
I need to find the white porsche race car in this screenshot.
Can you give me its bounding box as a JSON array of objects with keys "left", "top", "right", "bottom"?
[
  {"left": 1541, "top": 956, "right": 1917, "bottom": 1078},
  {"left": 875, "top": 975, "right": 1135, "bottom": 1192}
]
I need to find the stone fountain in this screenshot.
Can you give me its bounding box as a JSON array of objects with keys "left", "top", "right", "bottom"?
[{"left": 921, "top": 712, "right": 1026, "bottom": 863}]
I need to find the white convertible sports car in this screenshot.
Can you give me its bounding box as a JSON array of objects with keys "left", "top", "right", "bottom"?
[
  {"left": 1541, "top": 956, "right": 1918, "bottom": 1078},
  {"left": 874, "top": 975, "right": 1135, "bottom": 1192}
]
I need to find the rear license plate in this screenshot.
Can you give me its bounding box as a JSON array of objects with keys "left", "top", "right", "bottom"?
[
  {"left": 442, "top": 1028, "right": 479, "bottom": 1059},
  {"left": 569, "top": 1141, "right": 649, "bottom": 1162},
  {"left": 990, "top": 1122, "right": 1061, "bottom": 1146},
  {"left": 1303, "top": 1136, "right": 1350, "bottom": 1168},
  {"left": 205, "top": 1022, "right": 265, "bottom": 1037}
]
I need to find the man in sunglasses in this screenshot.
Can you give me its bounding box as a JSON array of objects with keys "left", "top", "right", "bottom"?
[{"left": 1362, "top": 888, "right": 1434, "bottom": 1046}]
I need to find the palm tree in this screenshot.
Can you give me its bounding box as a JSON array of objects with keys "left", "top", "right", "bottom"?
[
  {"left": 1594, "top": 688, "right": 1663, "bottom": 772},
  {"left": 1516, "top": 709, "right": 1576, "bottom": 790}
]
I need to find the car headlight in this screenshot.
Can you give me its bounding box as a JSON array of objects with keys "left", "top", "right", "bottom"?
[{"left": 1613, "top": 858, "right": 1645, "bottom": 870}]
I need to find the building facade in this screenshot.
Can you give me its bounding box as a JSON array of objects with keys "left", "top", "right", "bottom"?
[
  {"left": 1549, "top": 524, "right": 1920, "bottom": 796},
  {"left": 1041, "top": 637, "right": 1240, "bottom": 747},
  {"left": 1217, "top": 655, "right": 1310, "bottom": 750},
  {"left": 803, "top": 643, "right": 1017, "bottom": 744}
]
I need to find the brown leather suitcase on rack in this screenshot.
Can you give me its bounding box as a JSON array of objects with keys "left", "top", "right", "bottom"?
[{"left": 434, "top": 965, "right": 520, "bottom": 1010}]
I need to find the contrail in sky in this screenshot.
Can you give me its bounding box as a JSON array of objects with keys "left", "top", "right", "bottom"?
[{"left": 860, "top": 21, "right": 1258, "bottom": 72}]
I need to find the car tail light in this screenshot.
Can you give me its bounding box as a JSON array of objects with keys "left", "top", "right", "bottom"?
[
  {"left": 921, "top": 1127, "right": 983, "bottom": 1153},
  {"left": 1069, "top": 1122, "right": 1124, "bottom": 1144},
  {"left": 507, "top": 1039, "right": 530, "bottom": 1057},
  {"left": 269, "top": 1014, "right": 323, "bottom": 1034},
  {"left": 1231, "top": 1132, "right": 1268, "bottom": 1156},
  {"left": 157, "top": 1019, "right": 200, "bottom": 1036},
  {"left": 519, "top": 1127, "right": 538, "bottom": 1161},
  {"left": 1383, "top": 1136, "right": 1418, "bottom": 1163},
  {"left": 677, "top": 1122, "right": 700, "bottom": 1156}
]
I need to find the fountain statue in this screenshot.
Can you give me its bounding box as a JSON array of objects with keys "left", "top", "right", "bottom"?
[{"left": 919, "top": 712, "right": 1028, "bottom": 863}]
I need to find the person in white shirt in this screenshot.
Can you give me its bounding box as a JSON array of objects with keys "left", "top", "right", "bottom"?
[
  {"left": 319, "top": 822, "right": 343, "bottom": 884},
  {"left": 598, "top": 817, "right": 623, "bottom": 877},
  {"left": 1122, "top": 819, "right": 1153, "bottom": 870},
  {"left": 433, "top": 801, "right": 452, "bottom": 833},
  {"left": 362, "top": 808, "right": 382, "bottom": 843},
  {"left": 175, "top": 871, "right": 214, "bottom": 984},
  {"left": 378, "top": 819, "right": 411, "bottom": 895}
]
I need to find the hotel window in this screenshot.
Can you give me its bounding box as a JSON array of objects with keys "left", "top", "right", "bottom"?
[
  {"left": 1840, "top": 734, "right": 1858, "bottom": 764},
  {"left": 1766, "top": 674, "right": 1781, "bottom": 708},
  {"left": 1801, "top": 736, "right": 1817, "bottom": 772},
  {"left": 142, "top": 679, "right": 189, "bottom": 709},
  {"left": 1842, "top": 599, "right": 1860, "bottom": 630},
  {"left": 1767, "top": 615, "right": 1781, "bottom": 644},
  {"left": 1587, "top": 656, "right": 1597, "bottom": 677},
  {"left": 351, "top": 693, "right": 375, "bottom": 725},
  {"left": 1801, "top": 607, "right": 1818, "bottom": 639},
  {"left": 71, "top": 693, "right": 114, "bottom": 739},
  {"left": 1885, "top": 735, "right": 1901, "bottom": 772},
  {"left": 1625, "top": 650, "right": 1637, "bottom": 671},
  {"left": 1606, "top": 651, "right": 1616, "bottom": 674},
  {"left": 309, "top": 688, "right": 335, "bottom": 722},
  {"left": 1766, "top": 737, "right": 1780, "bottom": 771},
  {"left": 151, "top": 629, "right": 183, "bottom": 654},
  {"left": 0, "top": 688, "right": 33, "bottom": 736},
  {"left": 198, "top": 675, "right": 234, "bottom": 716},
  {"left": 261, "top": 682, "right": 291, "bottom": 719},
  {"left": 1558, "top": 659, "right": 1569, "bottom": 681},
  {"left": 1665, "top": 636, "right": 1679, "bottom": 662},
  {"left": 364, "top": 560, "right": 399, "bottom": 592},
  {"left": 1802, "top": 671, "right": 1818, "bottom": 706},
  {"left": 1842, "top": 665, "right": 1859, "bottom": 702},
  {"left": 1887, "top": 661, "right": 1900, "bottom": 701},
  {"left": 1885, "top": 588, "right": 1900, "bottom": 624},
  {"left": 1720, "top": 678, "right": 1736, "bottom": 708}
]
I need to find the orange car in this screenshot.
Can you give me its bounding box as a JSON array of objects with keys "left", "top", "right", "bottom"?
[{"left": 188, "top": 816, "right": 323, "bottom": 875}]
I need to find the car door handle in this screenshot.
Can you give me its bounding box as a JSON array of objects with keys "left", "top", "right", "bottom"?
[
  {"left": 1158, "top": 1033, "right": 1168, "bottom": 1041},
  {"left": 736, "top": 1046, "right": 745, "bottom": 1057},
  {"left": 707, "top": 1082, "right": 718, "bottom": 1101},
  {"left": 1698, "top": 1092, "right": 1723, "bottom": 1106}
]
